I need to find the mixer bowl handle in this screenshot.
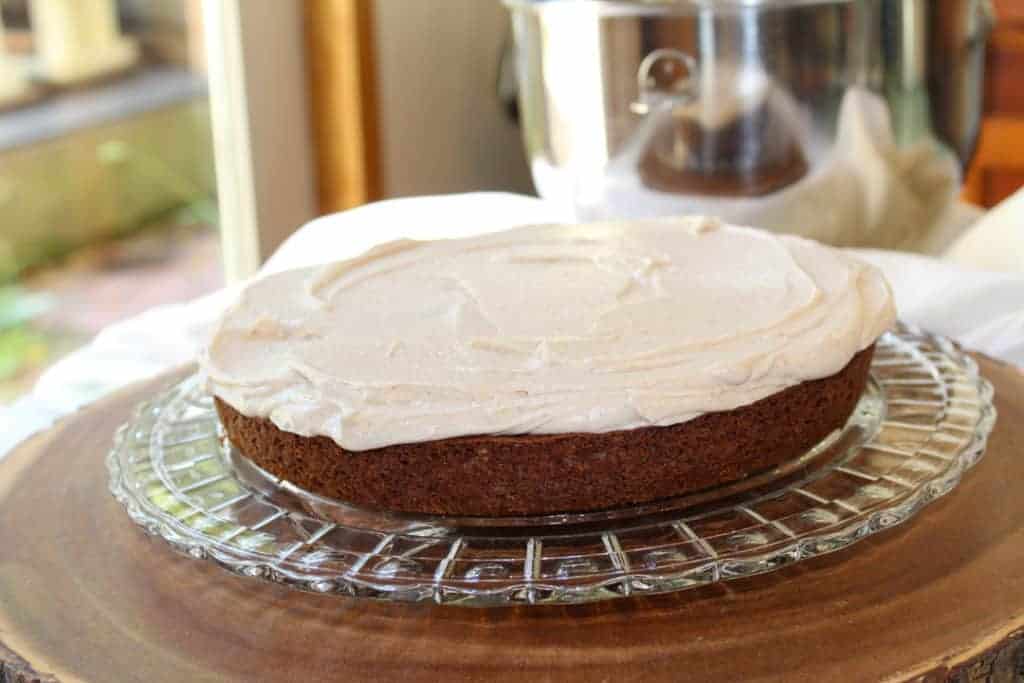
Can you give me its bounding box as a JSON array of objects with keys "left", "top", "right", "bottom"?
[{"left": 629, "top": 48, "right": 699, "bottom": 116}]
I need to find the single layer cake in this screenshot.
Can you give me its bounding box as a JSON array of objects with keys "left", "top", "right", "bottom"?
[{"left": 202, "top": 217, "right": 895, "bottom": 516}]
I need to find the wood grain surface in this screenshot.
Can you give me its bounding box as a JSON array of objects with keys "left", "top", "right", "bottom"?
[{"left": 1, "top": 356, "right": 1023, "bottom": 683}]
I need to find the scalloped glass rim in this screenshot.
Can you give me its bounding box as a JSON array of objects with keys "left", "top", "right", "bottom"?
[{"left": 107, "top": 324, "right": 996, "bottom": 606}]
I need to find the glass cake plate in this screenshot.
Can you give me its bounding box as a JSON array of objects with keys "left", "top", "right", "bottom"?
[{"left": 107, "top": 324, "right": 996, "bottom": 606}]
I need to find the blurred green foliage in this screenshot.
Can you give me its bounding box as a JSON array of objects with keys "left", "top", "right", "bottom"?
[
  {"left": 0, "top": 285, "right": 55, "bottom": 382},
  {"left": 0, "top": 326, "right": 49, "bottom": 382},
  {"left": 0, "top": 286, "right": 53, "bottom": 329}
]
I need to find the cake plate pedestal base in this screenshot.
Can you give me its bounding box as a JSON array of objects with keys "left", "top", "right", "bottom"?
[{"left": 2, "top": 355, "right": 1024, "bottom": 683}]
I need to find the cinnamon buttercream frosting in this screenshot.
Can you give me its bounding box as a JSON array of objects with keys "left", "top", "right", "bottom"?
[{"left": 201, "top": 217, "right": 895, "bottom": 451}]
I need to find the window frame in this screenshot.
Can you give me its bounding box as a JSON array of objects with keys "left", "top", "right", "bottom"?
[{"left": 203, "top": 1, "right": 318, "bottom": 282}]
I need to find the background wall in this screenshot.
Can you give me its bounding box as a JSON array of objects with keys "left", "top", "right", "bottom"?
[{"left": 370, "top": 0, "right": 533, "bottom": 198}]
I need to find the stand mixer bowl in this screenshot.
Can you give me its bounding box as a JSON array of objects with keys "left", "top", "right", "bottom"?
[{"left": 504, "top": 0, "right": 993, "bottom": 249}]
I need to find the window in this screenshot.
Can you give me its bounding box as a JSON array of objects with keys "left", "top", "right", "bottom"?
[{"left": 0, "top": 0, "right": 219, "bottom": 403}]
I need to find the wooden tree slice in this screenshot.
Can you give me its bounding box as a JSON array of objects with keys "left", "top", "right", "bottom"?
[{"left": 1, "top": 356, "right": 1024, "bottom": 682}]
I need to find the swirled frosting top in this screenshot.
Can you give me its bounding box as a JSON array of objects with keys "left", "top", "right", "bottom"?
[{"left": 201, "top": 217, "right": 895, "bottom": 451}]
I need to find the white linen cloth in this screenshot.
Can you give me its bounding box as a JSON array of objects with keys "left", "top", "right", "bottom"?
[{"left": 2, "top": 191, "right": 1022, "bottom": 459}]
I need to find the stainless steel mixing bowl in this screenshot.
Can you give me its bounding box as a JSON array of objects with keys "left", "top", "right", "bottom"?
[{"left": 505, "top": 0, "right": 993, "bottom": 248}]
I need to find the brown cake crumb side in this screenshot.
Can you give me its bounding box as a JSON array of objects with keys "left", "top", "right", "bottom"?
[{"left": 216, "top": 345, "right": 874, "bottom": 517}]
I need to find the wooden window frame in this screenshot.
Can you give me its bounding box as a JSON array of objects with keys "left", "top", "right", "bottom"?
[{"left": 304, "top": 0, "right": 379, "bottom": 214}]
